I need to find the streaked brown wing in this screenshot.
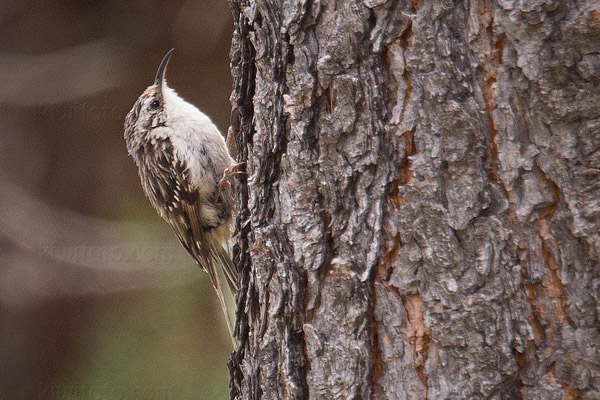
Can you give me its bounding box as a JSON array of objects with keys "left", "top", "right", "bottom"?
[
  {"left": 139, "top": 138, "right": 209, "bottom": 267},
  {"left": 138, "top": 137, "right": 238, "bottom": 293}
]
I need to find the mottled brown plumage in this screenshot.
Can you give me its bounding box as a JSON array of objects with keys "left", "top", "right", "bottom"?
[{"left": 124, "top": 49, "right": 238, "bottom": 342}]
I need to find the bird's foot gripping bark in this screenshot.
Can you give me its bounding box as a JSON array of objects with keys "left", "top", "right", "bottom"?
[
  {"left": 218, "top": 162, "right": 246, "bottom": 189},
  {"left": 224, "top": 162, "right": 246, "bottom": 178}
]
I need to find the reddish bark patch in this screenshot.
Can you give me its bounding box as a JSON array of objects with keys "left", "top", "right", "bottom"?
[
  {"left": 564, "top": 386, "right": 581, "bottom": 400},
  {"left": 586, "top": 9, "right": 600, "bottom": 28},
  {"left": 401, "top": 294, "right": 430, "bottom": 392},
  {"left": 481, "top": 1, "right": 504, "bottom": 183},
  {"left": 536, "top": 165, "right": 576, "bottom": 330},
  {"left": 398, "top": 129, "right": 416, "bottom": 185}
]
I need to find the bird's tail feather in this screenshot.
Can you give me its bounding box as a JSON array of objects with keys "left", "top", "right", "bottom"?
[
  {"left": 216, "top": 245, "right": 238, "bottom": 293},
  {"left": 190, "top": 235, "right": 238, "bottom": 347},
  {"left": 205, "top": 256, "right": 236, "bottom": 347}
]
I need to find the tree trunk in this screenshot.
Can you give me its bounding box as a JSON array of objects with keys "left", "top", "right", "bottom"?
[{"left": 227, "top": 0, "right": 600, "bottom": 399}]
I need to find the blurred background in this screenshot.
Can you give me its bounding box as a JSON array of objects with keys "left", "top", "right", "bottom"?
[{"left": 0, "top": 1, "right": 234, "bottom": 398}]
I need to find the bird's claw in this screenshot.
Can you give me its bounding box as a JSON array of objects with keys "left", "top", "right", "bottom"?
[
  {"left": 218, "top": 162, "right": 246, "bottom": 191},
  {"left": 223, "top": 162, "right": 246, "bottom": 178}
]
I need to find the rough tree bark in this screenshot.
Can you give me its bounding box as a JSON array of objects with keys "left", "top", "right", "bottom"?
[{"left": 227, "top": 0, "right": 600, "bottom": 399}]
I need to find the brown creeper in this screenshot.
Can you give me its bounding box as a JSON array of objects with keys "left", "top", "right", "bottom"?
[{"left": 124, "top": 49, "right": 239, "bottom": 341}]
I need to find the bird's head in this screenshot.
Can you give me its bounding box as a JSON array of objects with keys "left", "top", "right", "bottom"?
[
  {"left": 124, "top": 48, "right": 220, "bottom": 162},
  {"left": 124, "top": 49, "right": 175, "bottom": 154}
]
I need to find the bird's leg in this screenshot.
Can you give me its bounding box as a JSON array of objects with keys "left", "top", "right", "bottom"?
[
  {"left": 224, "top": 162, "right": 246, "bottom": 178},
  {"left": 218, "top": 162, "right": 246, "bottom": 189}
]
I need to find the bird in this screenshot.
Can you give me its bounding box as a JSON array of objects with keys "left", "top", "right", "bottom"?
[{"left": 124, "top": 49, "right": 239, "bottom": 343}]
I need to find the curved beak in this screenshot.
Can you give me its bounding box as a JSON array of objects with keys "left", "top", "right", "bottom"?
[{"left": 154, "top": 48, "right": 175, "bottom": 87}]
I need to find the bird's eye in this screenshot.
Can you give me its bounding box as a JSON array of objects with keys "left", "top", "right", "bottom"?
[{"left": 149, "top": 100, "right": 160, "bottom": 110}]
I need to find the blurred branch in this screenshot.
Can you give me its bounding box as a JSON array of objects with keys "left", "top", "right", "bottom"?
[
  {"left": 0, "top": 173, "right": 191, "bottom": 271},
  {"left": 0, "top": 39, "right": 129, "bottom": 106},
  {"left": 0, "top": 173, "right": 202, "bottom": 306}
]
